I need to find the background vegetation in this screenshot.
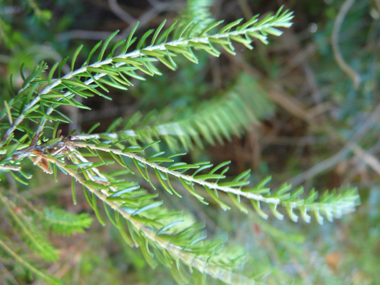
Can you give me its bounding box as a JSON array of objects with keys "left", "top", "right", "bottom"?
[{"left": 0, "top": 0, "right": 379, "bottom": 284}]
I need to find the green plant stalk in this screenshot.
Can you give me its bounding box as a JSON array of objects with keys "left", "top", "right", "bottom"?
[
  {"left": 70, "top": 142, "right": 359, "bottom": 217},
  {"left": 1, "top": 10, "right": 292, "bottom": 144},
  {"left": 0, "top": 238, "right": 59, "bottom": 284},
  {"left": 0, "top": 192, "right": 58, "bottom": 262},
  {"left": 71, "top": 141, "right": 280, "bottom": 204},
  {"left": 44, "top": 154, "right": 253, "bottom": 284},
  {"left": 0, "top": 134, "right": 359, "bottom": 224}
]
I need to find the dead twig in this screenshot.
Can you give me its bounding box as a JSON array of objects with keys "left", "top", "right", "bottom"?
[
  {"left": 223, "top": 51, "right": 312, "bottom": 122},
  {"left": 108, "top": 0, "right": 136, "bottom": 25},
  {"left": 289, "top": 103, "right": 380, "bottom": 186},
  {"left": 331, "top": 0, "right": 360, "bottom": 89},
  {"left": 375, "top": 0, "right": 380, "bottom": 13},
  {"left": 352, "top": 145, "right": 380, "bottom": 175}
]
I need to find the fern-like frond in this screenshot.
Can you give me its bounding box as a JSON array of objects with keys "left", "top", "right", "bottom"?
[
  {"left": 41, "top": 207, "right": 93, "bottom": 236},
  {"left": 72, "top": 73, "right": 274, "bottom": 151},
  {"left": 0, "top": 191, "right": 93, "bottom": 236}
]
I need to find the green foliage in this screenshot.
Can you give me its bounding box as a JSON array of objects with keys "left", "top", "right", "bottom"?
[
  {"left": 0, "top": 6, "right": 294, "bottom": 146},
  {"left": 41, "top": 207, "right": 93, "bottom": 235},
  {"left": 177, "top": 0, "right": 214, "bottom": 36},
  {"left": 74, "top": 73, "right": 275, "bottom": 151},
  {"left": 0, "top": 193, "right": 59, "bottom": 262},
  {"left": 0, "top": 237, "right": 60, "bottom": 284},
  {"left": 0, "top": 2, "right": 365, "bottom": 284}
]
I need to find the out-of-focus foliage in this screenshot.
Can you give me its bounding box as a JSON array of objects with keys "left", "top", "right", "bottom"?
[{"left": 81, "top": 73, "right": 275, "bottom": 152}]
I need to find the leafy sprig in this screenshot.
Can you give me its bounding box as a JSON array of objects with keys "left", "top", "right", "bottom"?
[
  {"left": 0, "top": 5, "right": 361, "bottom": 284},
  {"left": 69, "top": 140, "right": 359, "bottom": 224},
  {"left": 0, "top": 6, "right": 293, "bottom": 148},
  {"left": 44, "top": 153, "right": 251, "bottom": 284}
]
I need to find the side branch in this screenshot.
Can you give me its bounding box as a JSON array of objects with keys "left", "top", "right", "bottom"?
[
  {"left": 1, "top": 9, "right": 292, "bottom": 143},
  {"left": 70, "top": 141, "right": 281, "bottom": 204},
  {"left": 44, "top": 154, "right": 252, "bottom": 284}
]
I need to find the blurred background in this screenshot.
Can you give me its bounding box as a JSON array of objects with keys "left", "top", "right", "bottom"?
[{"left": 0, "top": 0, "right": 379, "bottom": 284}]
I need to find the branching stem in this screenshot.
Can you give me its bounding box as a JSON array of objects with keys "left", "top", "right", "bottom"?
[
  {"left": 44, "top": 154, "right": 252, "bottom": 284},
  {"left": 2, "top": 18, "right": 290, "bottom": 143}
]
